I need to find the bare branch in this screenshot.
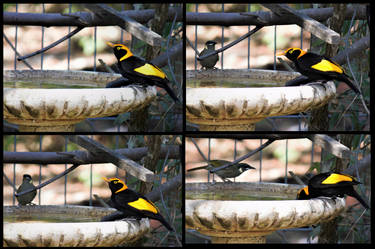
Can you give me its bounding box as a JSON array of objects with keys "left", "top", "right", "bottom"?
[
  {"left": 84, "top": 4, "right": 164, "bottom": 47},
  {"left": 17, "top": 27, "right": 84, "bottom": 61},
  {"left": 68, "top": 135, "right": 154, "bottom": 182},
  {"left": 197, "top": 25, "right": 263, "bottom": 61},
  {"left": 15, "top": 164, "right": 81, "bottom": 197},
  {"left": 3, "top": 145, "right": 181, "bottom": 164},
  {"left": 4, "top": 8, "right": 183, "bottom": 27},
  {"left": 262, "top": 4, "right": 340, "bottom": 44},
  {"left": 186, "top": 6, "right": 367, "bottom": 26}
]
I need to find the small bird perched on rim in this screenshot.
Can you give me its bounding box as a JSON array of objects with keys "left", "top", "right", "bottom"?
[
  {"left": 102, "top": 177, "right": 173, "bottom": 231},
  {"left": 106, "top": 42, "right": 180, "bottom": 103},
  {"left": 297, "top": 172, "right": 370, "bottom": 209},
  {"left": 197, "top": 40, "right": 219, "bottom": 70},
  {"left": 187, "top": 160, "right": 255, "bottom": 182},
  {"left": 16, "top": 174, "right": 37, "bottom": 205},
  {"left": 277, "top": 47, "right": 361, "bottom": 94}
]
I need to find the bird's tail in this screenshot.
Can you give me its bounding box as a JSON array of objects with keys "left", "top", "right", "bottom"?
[
  {"left": 155, "top": 215, "right": 173, "bottom": 231},
  {"left": 340, "top": 76, "right": 361, "bottom": 94},
  {"left": 156, "top": 82, "right": 180, "bottom": 103},
  {"left": 187, "top": 165, "right": 209, "bottom": 172},
  {"left": 348, "top": 189, "right": 370, "bottom": 209}
]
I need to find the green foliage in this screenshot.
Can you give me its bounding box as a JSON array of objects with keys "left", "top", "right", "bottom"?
[
  {"left": 78, "top": 37, "right": 106, "bottom": 56},
  {"left": 273, "top": 146, "right": 300, "bottom": 163}
]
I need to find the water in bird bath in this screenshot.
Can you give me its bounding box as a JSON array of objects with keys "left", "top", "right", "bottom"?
[
  {"left": 186, "top": 182, "right": 300, "bottom": 201},
  {"left": 4, "top": 215, "right": 96, "bottom": 223},
  {"left": 187, "top": 78, "right": 282, "bottom": 88},
  {"left": 4, "top": 81, "right": 98, "bottom": 89}
]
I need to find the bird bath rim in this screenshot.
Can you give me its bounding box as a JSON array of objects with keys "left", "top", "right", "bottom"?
[
  {"left": 185, "top": 182, "right": 346, "bottom": 243},
  {"left": 3, "top": 70, "right": 157, "bottom": 132},
  {"left": 186, "top": 69, "right": 336, "bottom": 131},
  {"left": 3, "top": 205, "right": 150, "bottom": 247}
]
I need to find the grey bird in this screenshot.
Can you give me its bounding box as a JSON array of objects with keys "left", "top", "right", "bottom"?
[
  {"left": 16, "top": 174, "right": 37, "bottom": 205},
  {"left": 198, "top": 40, "right": 219, "bottom": 70},
  {"left": 187, "top": 160, "right": 255, "bottom": 182}
]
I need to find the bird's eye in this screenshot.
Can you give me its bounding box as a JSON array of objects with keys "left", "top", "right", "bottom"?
[
  {"left": 114, "top": 180, "right": 118, "bottom": 184},
  {"left": 117, "top": 47, "right": 121, "bottom": 50}
]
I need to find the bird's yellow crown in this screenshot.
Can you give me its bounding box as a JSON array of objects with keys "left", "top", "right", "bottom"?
[
  {"left": 277, "top": 47, "right": 306, "bottom": 59},
  {"left": 107, "top": 42, "right": 133, "bottom": 61},
  {"left": 102, "top": 177, "right": 128, "bottom": 193}
]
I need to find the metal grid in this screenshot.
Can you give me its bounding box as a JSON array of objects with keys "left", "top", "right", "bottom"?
[
  {"left": 186, "top": 3, "right": 370, "bottom": 131},
  {"left": 3, "top": 135, "right": 181, "bottom": 208},
  {"left": 185, "top": 134, "right": 370, "bottom": 243},
  {"left": 4, "top": 3, "right": 182, "bottom": 132},
  {"left": 186, "top": 136, "right": 316, "bottom": 184}
]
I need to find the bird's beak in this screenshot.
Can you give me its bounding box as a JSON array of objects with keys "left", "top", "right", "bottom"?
[
  {"left": 276, "top": 51, "right": 286, "bottom": 56},
  {"left": 107, "top": 42, "right": 115, "bottom": 48},
  {"left": 102, "top": 177, "right": 110, "bottom": 182}
]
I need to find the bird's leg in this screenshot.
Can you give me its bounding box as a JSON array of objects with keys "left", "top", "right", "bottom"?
[{"left": 223, "top": 178, "right": 232, "bottom": 183}]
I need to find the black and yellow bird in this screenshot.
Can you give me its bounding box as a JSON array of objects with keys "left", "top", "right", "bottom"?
[
  {"left": 16, "top": 174, "right": 37, "bottom": 205},
  {"left": 278, "top": 47, "right": 361, "bottom": 94},
  {"left": 187, "top": 160, "right": 255, "bottom": 182},
  {"left": 106, "top": 42, "right": 180, "bottom": 103},
  {"left": 297, "top": 172, "right": 369, "bottom": 209},
  {"left": 102, "top": 177, "right": 173, "bottom": 231}
]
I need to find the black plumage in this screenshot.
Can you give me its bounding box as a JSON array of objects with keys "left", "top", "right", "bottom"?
[
  {"left": 197, "top": 40, "right": 219, "bottom": 70},
  {"left": 103, "top": 177, "right": 173, "bottom": 231},
  {"left": 297, "top": 172, "right": 369, "bottom": 209},
  {"left": 107, "top": 42, "right": 180, "bottom": 103},
  {"left": 16, "top": 174, "right": 37, "bottom": 205},
  {"left": 278, "top": 47, "right": 361, "bottom": 94}
]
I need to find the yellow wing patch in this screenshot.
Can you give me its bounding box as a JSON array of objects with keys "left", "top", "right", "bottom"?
[
  {"left": 134, "top": 63, "right": 166, "bottom": 79},
  {"left": 321, "top": 173, "right": 353, "bottom": 184},
  {"left": 311, "top": 59, "right": 344, "bottom": 73},
  {"left": 128, "top": 198, "right": 159, "bottom": 214},
  {"left": 298, "top": 186, "right": 309, "bottom": 195}
]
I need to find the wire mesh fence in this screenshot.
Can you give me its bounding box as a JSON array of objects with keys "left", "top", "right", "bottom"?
[
  {"left": 3, "top": 135, "right": 182, "bottom": 246},
  {"left": 4, "top": 4, "right": 183, "bottom": 132},
  {"left": 185, "top": 4, "right": 370, "bottom": 131},
  {"left": 185, "top": 134, "right": 370, "bottom": 243}
]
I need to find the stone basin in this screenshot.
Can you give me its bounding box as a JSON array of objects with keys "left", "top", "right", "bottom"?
[
  {"left": 185, "top": 182, "right": 346, "bottom": 243},
  {"left": 3, "top": 70, "right": 156, "bottom": 132},
  {"left": 186, "top": 69, "right": 336, "bottom": 131},
  {"left": 3, "top": 205, "right": 150, "bottom": 247}
]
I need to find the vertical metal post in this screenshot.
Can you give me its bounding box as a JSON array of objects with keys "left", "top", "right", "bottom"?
[
  {"left": 259, "top": 139, "right": 262, "bottom": 182},
  {"left": 67, "top": 4, "right": 72, "bottom": 70},
  {"left": 14, "top": 4, "right": 18, "bottom": 70},
  {"left": 41, "top": 4, "right": 45, "bottom": 71},
  {"left": 38, "top": 135, "right": 43, "bottom": 205},
  {"left": 12, "top": 135, "right": 17, "bottom": 205},
  {"left": 64, "top": 135, "right": 68, "bottom": 205},
  {"left": 221, "top": 4, "right": 224, "bottom": 70},
  {"left": 285, "top": 139, "right": 289, "bottom": 183},
  {"left": 207, "top": 138, "right": 211, "bottom": 182}
]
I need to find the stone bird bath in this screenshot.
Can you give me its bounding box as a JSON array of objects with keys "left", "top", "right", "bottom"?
[
  {"left": 186, "top": 69, "right": 336, "bottom": 131},
  {"left": 3, "top": 205, "right": 150, "bottom": 247},
  {"left": 3, "top": 70, "right": 156, "bottom": 132},
  {"left": 186, "top": 182, "right": 346, "bottom": 243}
]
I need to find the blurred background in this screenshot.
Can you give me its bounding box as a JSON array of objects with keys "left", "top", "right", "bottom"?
[
  {"left": 185, "top": 134, "right": 371, "bottom": 243},
  {"left": 4, "top": 4, "right": 183, "bottom": 132},
  {"left": 186, "top": 4, "right": 370, "bottom": 132},
  {"left": 3, "top": 135, "right": 182, "bottom": 246}
]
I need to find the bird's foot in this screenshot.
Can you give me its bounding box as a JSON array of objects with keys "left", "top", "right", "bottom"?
[
  {"left": 121, "top": 217, "right": 142, "bottom": 221},
  {"left": 305, "top": 82, "right": 323, "bottom": 87}
]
